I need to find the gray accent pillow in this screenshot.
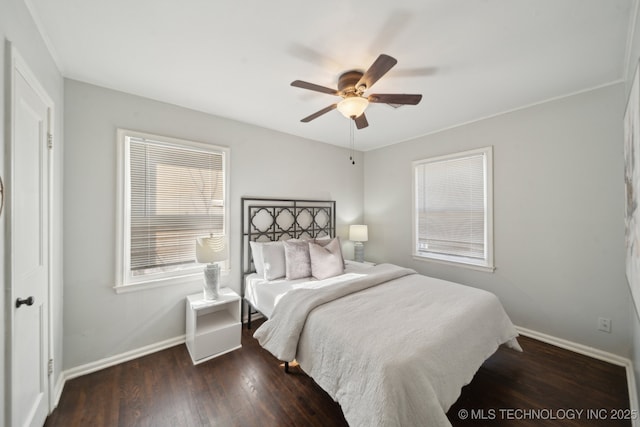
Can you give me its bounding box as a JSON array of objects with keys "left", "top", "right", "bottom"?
[
  {"left": 284, "top": 240, "right": 312, "bottom": 280},
  {"left": 309, "top": 238, "right": 344, "bottom": 280},
  {"left": 314, "top": 235, "right": 332, "bottom": 247}
]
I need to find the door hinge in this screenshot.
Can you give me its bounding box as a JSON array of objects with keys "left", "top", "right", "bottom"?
[
  {"left": 47, "top": 133, "right": 53, "bottom": 150},
  {"left": 48, "top": 358, "right": 53, "bottom": 376}
]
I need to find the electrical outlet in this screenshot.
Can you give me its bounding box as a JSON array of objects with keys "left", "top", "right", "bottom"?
[{"left": 597, "top": 317, "right": 611, "bottom": 333}]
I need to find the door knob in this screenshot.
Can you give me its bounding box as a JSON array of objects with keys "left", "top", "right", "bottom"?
[{"left": 16, "top": 296, "right": 34, "bottom": 308}]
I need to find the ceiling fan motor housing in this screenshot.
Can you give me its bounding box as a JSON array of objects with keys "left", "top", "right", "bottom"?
[{"left": 338, "top": 70, "right": 365, "bottom": 96}]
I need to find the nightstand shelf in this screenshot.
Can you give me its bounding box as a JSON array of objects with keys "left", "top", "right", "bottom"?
[{"left": 185, "top": 288, "right": 241, "bottom": 365}]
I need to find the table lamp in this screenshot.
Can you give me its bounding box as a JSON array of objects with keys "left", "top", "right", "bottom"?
[
  {"left": 349, "top": 225, "right": 368, "bottom": 263},
  {"left": 196, "top": 234, "right": 228, "bottom": 300}
]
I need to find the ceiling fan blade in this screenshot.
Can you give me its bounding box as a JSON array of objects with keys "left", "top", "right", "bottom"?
[
  {"left": 301, "top": 104, "right": 337, "bottom": 122},
  {"left": 356, "top": 54, "right": 398, "bottom": 91},
  {"left": 291, "top": 80, "right": 339, "bottom": 95},
  {"left": 354, "top": 113, "right": 369, "bottom": 130},
  {"left": 368, "top": 93, "right": 422, "bottom": 105}
]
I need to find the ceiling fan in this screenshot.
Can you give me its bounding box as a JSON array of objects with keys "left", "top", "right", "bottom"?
[{"left": 291, "top": 54, "right": 422, "bottom": 129}]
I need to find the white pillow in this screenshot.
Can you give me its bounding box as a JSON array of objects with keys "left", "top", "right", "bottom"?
[
  {"left": 250, "top": 241, "right": 286, "bottom": 280},
  {"left": 309, "top": 238, "right": 344, "bottom": 280}
]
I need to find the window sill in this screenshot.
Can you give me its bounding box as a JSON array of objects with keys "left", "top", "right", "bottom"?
[
  {"left": 114, "top": 270, "right": 230, "bottom": 294},
  {"left": 412, "top": 254, "right": 495, "bottom": 273}
]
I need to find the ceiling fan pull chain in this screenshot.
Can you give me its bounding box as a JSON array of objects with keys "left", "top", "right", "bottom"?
[
  {"left": 350, "top": 119, "right": 355, "bottom": 165},
  {"left": 348, "top": 119, "right": 352, "bottom": 162}
]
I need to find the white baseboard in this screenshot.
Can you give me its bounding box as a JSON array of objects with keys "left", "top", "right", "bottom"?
[
  {"left": 243, "top": 313, "right": 264, "bottom": 324},
  {"left": 516, "top": 326, "right": 638, "bottom": 426},
  {"left": 54, "top": 335, "right": 185, "bottom": 408},
  {"left": 516, "top": 326, "right": 629, "bottom": 366},
  {"left": 52, "top": 373, "right": 65, "bottom": 409}
]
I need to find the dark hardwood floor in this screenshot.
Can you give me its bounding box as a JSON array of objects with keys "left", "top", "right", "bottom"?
[{"left": 46, "top": 320, "right": 631, "bottom": 426}]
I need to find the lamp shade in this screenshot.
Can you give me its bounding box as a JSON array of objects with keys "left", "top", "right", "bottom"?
[
  {"left": 337, "top": 97, "right": 369, "bottom": 119},
  {"left": 349, "top": 225, "right": 368, "bottom": 242},
  {"left": 195, "top": 235, "right": 228, "bottom": 263}
]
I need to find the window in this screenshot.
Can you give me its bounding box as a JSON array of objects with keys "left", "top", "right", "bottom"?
[
  {"left": 116, "top": 129, "right": 229, "bottom": 290},
  {"left": 412, "top": 146, "right": 494, "bottom": 271}
]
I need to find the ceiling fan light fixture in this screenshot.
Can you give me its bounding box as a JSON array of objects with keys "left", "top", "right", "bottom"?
[{"left": 337, "top": 96, "right": 369, "bottom": 119}]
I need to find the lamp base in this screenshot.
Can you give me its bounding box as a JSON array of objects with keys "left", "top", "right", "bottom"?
[
  {"left": 354, "top": 242, "right": 365, "bottom": 263},
  {"left": 203, "top": 264, "right": 220, "bottom": 300}
]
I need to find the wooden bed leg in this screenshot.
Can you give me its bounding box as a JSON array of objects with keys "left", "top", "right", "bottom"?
[{"left": 284, "top": 362, "right": 289, "bottom": 373}]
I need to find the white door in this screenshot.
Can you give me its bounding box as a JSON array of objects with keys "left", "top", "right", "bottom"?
[{"left": 10, "top": 48, "right": 52, "bottom": 427}]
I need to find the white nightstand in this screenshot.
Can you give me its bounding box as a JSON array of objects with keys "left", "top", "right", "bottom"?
[{"left": 185, "top": 287, "right": 241, "bottom": 365}]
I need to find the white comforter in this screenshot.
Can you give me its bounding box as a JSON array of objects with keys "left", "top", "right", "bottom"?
[{"left": 254, "top": 263, "right": 521, "bottom": 427}]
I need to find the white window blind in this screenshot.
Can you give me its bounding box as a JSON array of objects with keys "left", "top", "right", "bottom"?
[
  {"left": 413, "top": 147, "right": 493, "bottom": 270},
  {"left": 117, "top": 130, "right": 228, "bottom": 288}
]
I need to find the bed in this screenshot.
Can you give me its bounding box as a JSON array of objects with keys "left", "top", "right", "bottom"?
[{"left": 240, "top": 197, "right": 521, "bottom": 427}]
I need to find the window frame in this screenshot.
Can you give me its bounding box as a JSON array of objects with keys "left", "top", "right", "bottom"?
[
  {"left": 115, "top": 129, "right": 230, "bottom": 293},
  {"left": 412, "top": 146, "right": 494, "bottom": 272}
]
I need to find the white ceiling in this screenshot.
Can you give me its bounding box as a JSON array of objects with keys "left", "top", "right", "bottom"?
[{"left": 26, "top": 0, "right": 634, "bottom": 151}]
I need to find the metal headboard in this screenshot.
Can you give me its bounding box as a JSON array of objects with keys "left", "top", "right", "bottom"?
[{"left": 240, "top": 197, "right": 336, "bottom": 318}]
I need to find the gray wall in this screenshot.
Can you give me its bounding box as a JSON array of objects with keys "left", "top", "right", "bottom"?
[
  {"left": 1, "top": 0, "right": 65, "bottom": 422},
  {"left": 364, "top": 84, "right": 629, "bottom": 357},
  {"left": 627, "top": 0, "right": 640, "bottom": 407},
  {"left": 63, "top": 79, "right": 364, "bottom": 370}
]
